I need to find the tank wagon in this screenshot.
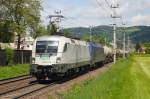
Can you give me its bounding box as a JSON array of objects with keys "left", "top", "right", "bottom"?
[{"left": 30, "top": 35, "right": 113, "bottom": 80}]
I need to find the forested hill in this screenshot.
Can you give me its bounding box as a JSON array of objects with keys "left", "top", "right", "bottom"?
[{"left": 64, "top": 25, "right": 150, "bottom": 44}]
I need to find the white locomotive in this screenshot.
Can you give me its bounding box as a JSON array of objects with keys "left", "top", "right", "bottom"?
[{"left": 30, "top": 35, "right": 113, "bottom": 80}]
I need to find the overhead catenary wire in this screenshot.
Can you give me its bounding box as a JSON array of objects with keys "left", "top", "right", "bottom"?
[
  {"left": 94, "top": 0, "right": 114, "bottom": 44},
  {"left": 104, "top": 0, "right": 111, "bottom": 8},
  {"left": 95, "top": 0, "right": 110, "bottom": 14},
  {"left": 61, "top": 0, "right": 109, "bottom": 28},
  {"left": 96, "top": 0, "right": 129, "bottom": 58},
  {"left": 95, "top": 0, "right": 113, "bottom": 26}
]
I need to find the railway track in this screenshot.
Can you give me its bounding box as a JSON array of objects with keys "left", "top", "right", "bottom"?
[
  {"left": 0, "top": 75, "right": 32, "bottom": 85},
  {"left": 0, "top": 63, "right": 112, "bottom": 99},
  {"left": 0, "top": 75, "right": 36, "bottom": 96},
  {"left": 15, "top": 63, "right": 112, "bottom": 99},
  {"left": 0, "top": 82, "right": 55, "bottom": 99}
]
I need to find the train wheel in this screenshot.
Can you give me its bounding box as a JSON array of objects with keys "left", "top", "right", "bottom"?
[{"left": 36, "top": 73, "right": 46, "bottom": 81}]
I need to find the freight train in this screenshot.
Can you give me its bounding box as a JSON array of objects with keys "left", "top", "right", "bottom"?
[{"left": 30, "top": 35, "right": 114, "bottom": 80}]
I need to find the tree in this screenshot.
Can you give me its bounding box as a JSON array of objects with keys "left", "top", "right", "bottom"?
[
  {"left": 82, "top": 34, "right": 90, "bottom": 42},
  {"left": 0, "top": 0, "right": 42, "bottom": 49},
  {"left": 82, "top": 34, "right": 105, "bottom": 44},
  {"left": 92, "top": 35, "right": 105, "bottom": 44},
  {"left": 63, "top": 30, "right": 71, "bottom": 38},
  {"left": 33, "top": 25, "right": 47, "bottom": 38},
  {"left": 47, "top": 22, "right": 57, "bottom": 35},
  {"left": 0, "top": 0, "right": 15, "bottom": 43},
  {"left": 135, "top": 43, "right": 141, "bottom": 52},
  {"left": 5, "top": 48, "right": 14, "bottom": 65},
  {"left": 47, "top": 24, "right": 51, "bottom": 35},
  {"left": 144, "top": 43, "right": 150, "bottom": 54},
  {"left": 0, "top": 20, "right": 15, "bottom": 43},
  {"left": 145, "top": 48, "right": 150, "bottom": 54}
]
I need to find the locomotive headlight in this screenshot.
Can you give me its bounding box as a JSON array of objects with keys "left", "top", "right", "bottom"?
[{"left": 56, "top": 57, "right": 61, "bottom": 63}]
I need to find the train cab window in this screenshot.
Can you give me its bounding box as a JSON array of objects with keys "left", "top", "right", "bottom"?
[
  {"left": 36, "top": 41, "right": 58, "bottom": 55},
  {"left": 47, "top": 41, "right": 59, "bottom": 54},
  {"left": 36, "top": 41, "right": 47, "bottom": 53}
]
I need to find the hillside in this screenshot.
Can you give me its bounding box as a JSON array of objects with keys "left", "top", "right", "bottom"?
[{"left": 64, "top": 26, "right": 150, "bottom": 44}]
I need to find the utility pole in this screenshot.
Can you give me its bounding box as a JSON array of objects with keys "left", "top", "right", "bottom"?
[
  {"left": 111, "top": 0, "right": 120, "bottom": 64},
  {"left": 122, "top": 23, "right": 126, "bottom": 59},
  {"left": 48, "top": 10, "right": 64, "bottom": 32},
  {"left": 113, "top": 24, "right": 117, "bottom": 63},
  {"left": 127, "top": 34, "right": 130, "bottom": 52},
  {"left": 123, "top": 30, "right": 126, "bottom": 58},
  {"left": 105, "top": 37, "right": 107, "bottom": 46},
  {"left": 89, "top": 26, "right": 93, "bottom": 42}
]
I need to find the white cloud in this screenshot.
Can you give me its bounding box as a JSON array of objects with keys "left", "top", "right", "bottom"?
[
  {"left": 131, "top": 14, "right": 150, "bottom": 26},
  {"left": 41, "top": 0, "right": 150, "bottom": 27}
]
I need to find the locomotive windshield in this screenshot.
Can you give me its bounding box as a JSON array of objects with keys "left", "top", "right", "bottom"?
[{"left": 36, "top": 41, "right": 58, "bottom": 54}]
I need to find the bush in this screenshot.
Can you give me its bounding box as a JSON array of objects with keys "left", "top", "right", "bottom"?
[
  {"left": 145, "top": 48, "right": 150, "bottom": 54},
  {"left": 5, "top": 48, "right": 14, "bottom": 65}
]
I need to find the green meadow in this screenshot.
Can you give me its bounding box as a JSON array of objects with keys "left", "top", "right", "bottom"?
[
  {"left": 0, "top": 64, "right": 29, "bottom": 79},
  {"left": 63, "top": 56, "right": 150, "bottom": 99}
]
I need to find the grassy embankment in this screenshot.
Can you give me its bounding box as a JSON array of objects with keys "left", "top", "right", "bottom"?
[
  {"left": 0, "top": 64, "right": 29, "bottom": 79},
  {"left": 63, "top": 56, "right": 150, "bottom": 99}
]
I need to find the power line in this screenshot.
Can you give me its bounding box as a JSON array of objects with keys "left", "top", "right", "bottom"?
[
  {"left": 96, "top": 0, "right": 104, "bottom": 9},
  {"left": 94, "top": 0, "right": 114, "bottom": 48},
  {"left": 95, "top": 0, "right": 110, "bottom": 13},
  {"left": 95, "top": 0, "right": 113, "bottom": 29},
  {"left": 104, "top": 0, "right": 111, "bottom": 8},
  {"left": 96, "top": 0, "right": 128, "bottom": 61}
]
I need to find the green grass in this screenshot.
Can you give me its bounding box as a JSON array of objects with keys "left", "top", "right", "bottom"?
[
  {"left": 0, "top": 64, "right": 29, "bottom": 79},
  {"left": 63, "top": 56, "right": 150, "bottom": 99}
]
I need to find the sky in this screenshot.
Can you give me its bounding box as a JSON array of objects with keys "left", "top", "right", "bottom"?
[{"left": 41, "top": 0, "right": 150, "bottom": 28}]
